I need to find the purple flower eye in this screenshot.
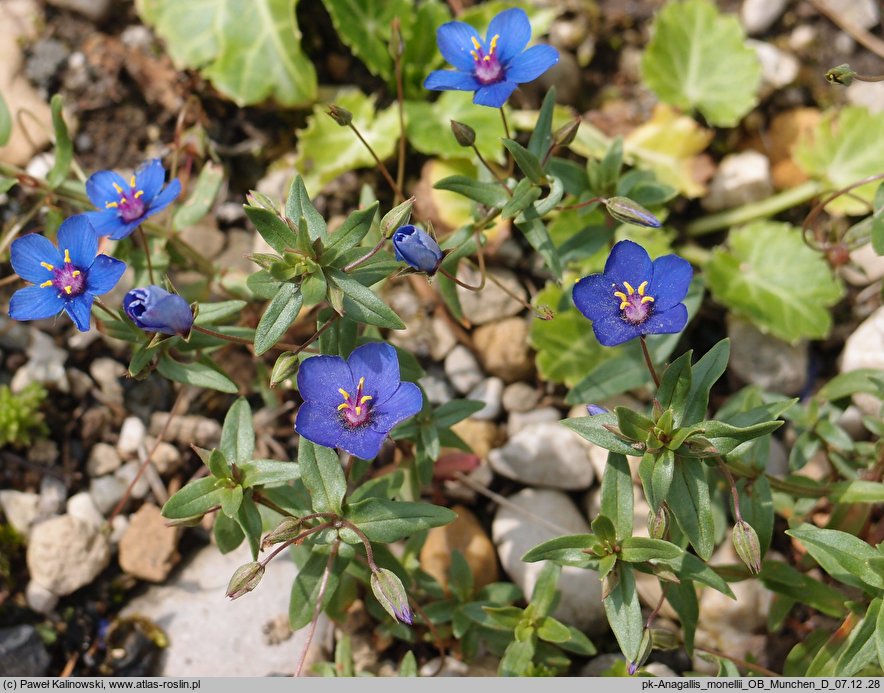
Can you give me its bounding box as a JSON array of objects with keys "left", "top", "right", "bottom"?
[{"left": 123, "top": 285, "right": 194, "bottom": 337}]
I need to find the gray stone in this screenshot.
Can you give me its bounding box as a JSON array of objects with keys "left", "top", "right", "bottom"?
[
  {"left": 25, "top": 580, "right": 59, "bottom": 615},
  {"left": 122, "top": 544, "right": 330, "bottom": 675},
  {"left": 580, "top": 653, "right": 624, "bottom": 676},
  {"left": 472, "top": 318, "right": 534, "bottom": 383},
  {"left": 418, "top": 370, "right": 454, "bottom": 406},
  {"left": 89, "top": 357, "right": 125, "bottom": 407},
  {"left": 118, "top": 416, "right": 147, "bottom": 457},
  {"left": 489, "top": 421, "right": 595, "bottom": 490},
  {"left": 846, "top": 81, "right": 884, "bottom": 114},
  {"left": 0, "top": 490, "right": 40, "bottom": 535},
  {"left": 728, "top": 316, "right": 808, "bottom": 395},
  {"left": 89, "top": 475, "right": 127, "bottom": 515},
  {"left": 38, "top": 475, "right": 66, "bottom": 516},
  {"left": 492, "top": 488, "right": 605, "bottom": 633},
  {"left": 115, "top": 461, "right": 150, "bottom": 500},
  {"left": 789, "top": 25, "right": 816, "bottom": 52},
  {"left": 27, "top": 515, "right": 110, "bottom": 595},
  {"left": 430, "top": 317, "right": 458, "bottom": 361},
  {"left": 0, "top": 315, "right": 30, "bottom": 350},
  {"left": 149, "top": 439, "right": 182, "bottom": 475},
  {"left": 11, "top": 330, "right": 68, "bottom": 393},
  {"left": 466, "top": 377, "right": 504, "bottom": 421},
  {"left": 702, "top": 150, "right": 773, "bottom": 212},
  {"left": 24, "top": 38, "right": 68, "bottom": 87},
  {"left": 120, "top": 25, "right": 153, "bottom": 51},
  {"left": 67, "top": 491, "right": 105, "bottom": 528},
  {"left": 456, "top": 266, "right": 526, "bottom": 325},
  {"left": 87, "top": 442, "right": 122, "bottom": 477},
  {"left": 741, "top": 0, "right": 786, "bottom": 34},
  {"left": 179, "top": 218, "right": 226, "bottom": 260},
  {"left": 501, "top": 382, "right": 541, "bottom": 414},
  {"left": 0, "top": 625, "right": 50, "bottom": 676},
  {"left": 27, "top": 439, "right": 58, "bottom": 466},
  {"left": 846, "top": 242, "right": 884, "bottom": 284},
  {"left": 150, "top": 413, "right": 222, "bottom": 448},
  {"left": 506, "top": 406, "right": 561, "bottom": 437},
  {"left": 444, "top": 345, "right": 484, "bottom": 394},
  {"left": 840, "top": 306, "right": 884, "bottom": 415},
  {"left": 750, "top": 41, "right": 800, "bottom": 96},
  {"left": 45, "top": 0, "right": 112, "bottom": 22},
  {"left": 817, "top": 0, "right": 878, "bottom": 30}
]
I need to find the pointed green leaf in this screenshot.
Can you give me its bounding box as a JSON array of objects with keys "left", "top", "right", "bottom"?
[
  {"left": 603, "top": 563, "right": 643, "bottom": 662},
  {"left": 221, "top": 397, "right": 255, "bottom": 465},
  {"left": 683, "top": 339, "right": 729, "bottom": 425},
  {"left": 285, "top": 175, "right": 328, "bottom": 241},
  {"left": 244, "top": 206, "right": 298, "bottom": 254},
  {"left": 254, "top": 283, "right": 303, "bottom": 355},
  {"left": 502, "top": 138, "right": 546, "bottom": 185},
  {"left": 46, "top": 95, "right": 73, "bottom": 189},
  {"left": 325, "top": 268, "right": 405, "bottom": 329},
  {"left": 668, "top": 457, "right": 714, "bottom": 560},
  {"left": 298, "top": 439, "right": 346, "bottom": 514},
  {"left": 344, "top": 498, "right": 456, "bottom": 542},
  {"left": 601, "top": 453, "right": 634, "bottom": 542},
  {"left": 786, "top": 525, "right": 883, "bottom": 591},
  {"left": 433, "top": 175, "right": 509, "bottom": 208},
  {"left": 238, "top": 459, "right": 300, "bottom": 488},
  {"left": 157, "top": 354, "right": 238, "bottom": 393},
  {"left": 173, "top": 161, "right": 224, "bottom": 230},
  {"left": 289, "top": 548, "right": 348, "bottom": 629},
  {"left": 162, "top": 476, "right": 227, "bottom": 519},
  {"left": 323, "top": 202, "right": 378, "bottom": 257}
]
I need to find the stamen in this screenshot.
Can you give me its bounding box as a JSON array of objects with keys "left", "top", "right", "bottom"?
[
  {"left": 40, "top": 280, "right": 53, "bottom": 288},
  {"left": 484, "top": 55, "right": 491, "bottom": 61},
  {"left": 470, "top": 50, "right": 479, "bottom": 60},
  {"left": 337, "top": 403, "right": 349, "bottom": 411},
  {"left": 129, "top": 175, "right": 136, "bottom": 187},
  {"left": 470, "top": 36, "right": 481, "bottom": 51},
  {"left": 112, "top": 182, "right": 124, "bottom": 194},
  {"left": 355, "top": 406, "right": 362, "bottom": 416},
  {"left": 641, "top": 296, "right": 655, "bottom": 304},
  {"left": 489, "top": 34, "right": 499, "bottom": 54},
  {"left": 40, "top": 262, "right": 54, "bottom": 271},
  {"left": 358, "top": 376, "right": 365, "bottom": 389},
  {"left": 72, "top": 271, "right": 81, "bottom": 277},
  {"left": 134, "top": 190, "right": 144, "bottom": 198},
  {"left": 64, "top": 286, "right": 72, "bottom": 295},
  {"left": 623, "top": 281, "right": 635, "bottom": 295},
  {"left": 105, "top": 201, "right": 119, "bottom": 209},
  {"left": 359, "top": 395, "right": 372, "bottom": 404},
  {"left": 614, "top": 291, "right": 628, "bottom": 303},
  {"left": 338, "top": 388, "right": 351, "bottom": 399},
  {"left": 64, "top": 249, "right": 71, "bottom": 264},
  {"left": 637, "top": 281, "right": 648, "bottom": 296}
]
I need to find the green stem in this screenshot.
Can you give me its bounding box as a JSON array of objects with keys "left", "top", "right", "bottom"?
[{"left": 686, "top": 181, "right": 824, "bottom": 236}]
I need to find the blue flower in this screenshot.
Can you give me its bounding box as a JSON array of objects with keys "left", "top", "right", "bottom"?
[
  {"left": 572, "top": 240, "right": 692, "bottom": 347},
  {"left": 424, "top": 8, "right": 559, "bottom": 108},
  {"left": 295, "top": 342, "right": 422, "bottom": 460},
  {"left": 392, "top": 225, "right": 444, "bottom": 274},
  {"left": 84, "top": 159, "right": 181, "bottom": 240},
  {"left": 8, "top": 215, "right": 127, "bottom": 332},
  {"left": 123, "top": 285, "right": 194, "bottom": 336}
]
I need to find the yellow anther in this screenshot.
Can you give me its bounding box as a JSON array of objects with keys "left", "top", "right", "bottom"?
[
  {"left": 614, "top": 291, "right": 628, "bottom": 302},
  {"left": 72, "top": 270, "right": 81, "bottom": 277},
  {"left": 641, "top": 296, "right": 655, "bottom": 304},
  {"left": 355, "top": 406, "right": 362, "bottom": 416},
  {"left": 483, "top": 55, "right": 491, "bottom": 61},
  {"left": 637, "top": 281, "right": 648, "bottom": 296},
  {"left": 40, "top": 262, "right": 54, "bottom": 271},
  {"left": 338, "top": 388, "right": 351, "bottom": 399},
  {"left": 105, "top": 201, "right": 118, "bottom": 209},
  {"left": 470, "top": 36, "right": 481, "bottom": 50},
  {"left": 489, "top": 34, "right": 499, "bottom": 54},
  {"left": 470, "top": 50, "right": 479, "bottom": 60},
  {"left": 337, "top": 402, "right": 349, "bottom": 411},
  {"left": 40, "top": 280, "right": 53, "bottom": 288},
  {"left": 359, "top": 395, "right": 372, "bottom": 404},
  {"left": 64, "top": 286, "right": 72, "bottom": 295},
  {"left": 64, "top": 249, "right": 71, "bottom": 264},
  {"left": 358, "top": 376, "right": 365, "bottom": 388},
  {"left": 134, "top": 190, "right": 144, "bottom": 198},
  {"left": 129, "top": 175, "right": 136, "bottom": 187},
  {"left": 112, "top": 182, "right": 124, "bottom": 194},
  {"left": 622, "top": 281, "right": 635, "bottom": 295}
]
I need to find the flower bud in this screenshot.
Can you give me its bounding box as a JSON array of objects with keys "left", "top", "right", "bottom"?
[
  {"left": 604, "top": 196, "right": 662, "bottom": 229},
  {"left": 370, "top": 568, "right": 413, "bottom": 625},
  {"left": 449, "top": 120, "right": 476, "bottom": 147},
  {"left": 123, "top": 285, "right": 194, "bottom": 336},
  {"left": 648, "top": 505, "right": 668, "bottom": 540},
  {"left": 327, "top": 104, "right": 353, "bottom": 126},
  {"left": 380, "top": 197, "right": 415, "bottom": 238},
  {"left": 226, "top": 561, "right": 264, "bottom": 600},
  {"left": 391, "top": 225, "right": 444, "bottom": 275},
  {"left": 733, "top": 520, "right": 762, "bottom": 574},
  {"left": 261, "top": 517, "right": 303, "bottom": 549},
  {"left": 825, "top": 63, "right": 856, "bottom": 86},
  {"left": 586, "top": 404, "right": 609, "bottom": 416},
  {"left": 553, "top": 118, "right": 581, "bottom": 147},
  {"left": 627, "top": 628, "right": 653, "bottom": 675}
]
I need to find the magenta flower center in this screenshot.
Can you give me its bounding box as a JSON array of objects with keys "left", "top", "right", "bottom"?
[
  {"left": 471, "top": 34, "right": 503, "bottom": 85},
  {"left": 614, "top": 280, "right": 655, "bottom": 324},
  {"left": 39, "top": 248, "right": 86, "bottom": 298},
  {"left": 338, "top": 376, "right": 373, "bottom": 428},
  {"left": 105, "top": 175, "right": 147, "bottom": 223}
]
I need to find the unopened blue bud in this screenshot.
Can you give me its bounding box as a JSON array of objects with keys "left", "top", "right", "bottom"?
[
  {"left": 371, "top": 568, "right": 413, "bottom": 625},
  {"left": 391, "top": 225, "right": 444, "bottom": 275},
  {"left": 604, "top": 196, "right": 662, "bottom": 229},
  {"left": 124, "top": 285, "right": 194, "bottom": 336},
  {"left": 586, "top": 404, "right": 609, "bottom": 416}
]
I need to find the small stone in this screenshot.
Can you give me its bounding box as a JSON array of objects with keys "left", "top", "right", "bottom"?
[
  {"left": 728, "top": 316, "right": 808, "bottom": 395},
  {"left": 151, "top": 413, "right": 222, "bottom": 448},
  {"left": 25, "top": 581, "right": 59, "bottom": 615},
  {"left": 0, "top": 490, "right": 40, "bottom": 535},
  {"left": 216, "top": 229, "right": 257, "bottom": 273},
  {"left": 10, "top": 330, "right": 68, "bottom": 393},
  {"left": 507, "top": 406, "right": 561, "bottom": 437},
  {"left": 110, "top": 515, "right": 129, "bottom": 545},
  {"left": 89, "top": 357, "right": 126, "bottom": 407},
  {"left": 118, "top": 417, "right": 147, "bottom": 457},
  {"left": 740, "top": 0, "right": 786, "bottom": 34},
  {"left": 67, "top": 367, "right": 93, "bottom": 399},
  {"left": 430, "top": 317, "right": 458, "bottom": 361},
  {"left": 702, "top": 151, "right": 774, "bottom": 212},
  {"left": 67, "top": 491, "right": 105, "bottom": 528},
  {"left": 119, "top": 503, "right": 180, "bottom": 583},
  {"left": 115, "top": 461, "right": 150, "bottom": 500},
  {"left": 449, "top": 420, "right": 502, "bottom": 460},
  {"left": 418, "top": 369, "right": 454, "bottom": 406},
  {"left": 840, "top": 306, "right": 884, "bottom": 415},
  {"left": 788, "top": 25, "right": 816, "bottom": 52},
  {"left": 38, "top": 475, "right": 66, "bottom": 517},
  {"left": 419, "top": 656, "right": 470, "bottom": 677},
  {"left": 27, "top": 439, "right": 58, "bottom": 466},
  {"left": 489, "top": 421, "right": 595, "bottom": 490},
  {"left": 45, "top": 0, "right": 112, "bottom": 21},
  {"left": 749, "top": 41, "right": 800, "bottom": 96},
  {"left": 24, "top": 38, "right": 68, "bottom": 87},
  {"left": 419, "top": 505, "right": 498, "bottom": 592},
  {"left": 179, "top": 218, "right": 226, "bottom": 260},
  {"left": 472, "top": 318, "right": 534, "bottom": 383},
  {"left": 846, "top": 243, "right": 884, "bottom": 284},
  {"left": 87, "top": 442, "right": 122, "bottom": 477},
  {"left": 817, "top": 0, "right": 878, "bottom": 30},
  {"left": 89, "top": 475, "right": 127, "bottom": 515},
  {"left": 466, "top": 377, "right": 504, "bottom": 421},
  {"left": 457, "top": 266, "right": 527, "bottom": 325},
  {"left": 27, "top": 515, "right": 111, "bottom": 595},
  {"left": 149, "top": 440, "right": 182, "bottom": 476},
  {"left": 846, "top": 81, "right": 884, "bottom": 114},
  {"left": 501, "top": 382, "right": 541, "bottom": 414},
  {"left": 0, "top": 316, "right": 30, "bottom": 350},
  {"left": 120, "top": 24, "right": 153, "bottom": 50},
  {"left": 492, "top": 488, "right": 605, "bottom": 632},
  {"left": 444, "top": 345, "right": 484, "bottom": 395},
  {"left": 0, "top": 625, "right": 51, "bottom": 676}
]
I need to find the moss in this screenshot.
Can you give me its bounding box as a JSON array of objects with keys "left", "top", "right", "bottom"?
[{"left": 0, "top": 382, "right": 49, "bottom": 448}]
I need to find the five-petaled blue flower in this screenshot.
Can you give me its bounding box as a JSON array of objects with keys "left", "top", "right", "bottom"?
[
  {"left": 295, "top": 342, "right": 422, "bottom": 460},
  {"left": 572, "top": 240, "right": 692, "bottom": 347},
  {"left": 124, "top": 285, "right": 194, "bottom": 336},
  {"left": 8, "top": 215, "right": 127, "bottom": 332},
  {"left": 392, "top": 225, "right": 444, "bottom": 275},
  {"left": 424, "top": 8, "right": 559, "bottom": 108},
  {"left": 84, "top": 159, "right": 181, "bottom": 240}
]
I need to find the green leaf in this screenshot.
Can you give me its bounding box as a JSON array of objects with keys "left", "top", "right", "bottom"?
[
  {"left": 620, "top": 537, "right": 683, "bottom": 563},
  {"left": 830, "top": 480, "right": 884, "bottom": 504},
  {"left": 651, "top": 449, "right": 676, "bottom": 510},
  {"left": 46, "top": 95, "right": 73, "bottom": 189},
  {"left": 0, "top": 91, "right": 10, "bottom": 146},
  {"left": 237, "top": 494, "right": 263, "bottom": 559},
  {"left": 666, "top": 580, "right": 698, "bottom": 654},
  {"left": 137, "top": 0, "right": 317, "bottom": 106},
  {"left": 817, "top": 369, "right": 884, "bottom": 400},
  {"left": 501, "top": 179, "right": 542, "bottom": 220},
  {"left": 298, "top": 440, "right": 346, "bottom": 514},
  {"left": 516, "top": 204, "right": 564, "bottom": 281},
  {"left": 640, "top": 0, "right": 761, "bottom": 126},
  {"left": 872, "top": 183, "right": 884, "bottom": 255},
  {"left": 499, "top": 640, "right": 535, "bottom": 677},
  {"left": 603, "top": 563, "right": 643, "bottom": 662},
  {"left": 600, "top": 453, "right": 634, "bottom": 542},
  {"left": 254, "top": 283, "right": 303, "bottom": 355},
  {"left": 432, "top": 400, "right": 485, "bottom": 429},
  {"left": 758, "top": 561, "right": 847, "bottom": 618},
  {"left": 536, "top": 617, "right": 571, "bottom": 644},
  {"left": 320, "top": 0, "right": 409, "bottom": 80},
  {"left": 656, "top": 351, "right": 692, "bottom": 422},
  {"left": 244, "top": 206, "right": 298, "bottom": 255},
  {"left": 162, "top": 476, "right": 227, "bottom": 519},
  {"left": 219, "top": 484, "right": 243, "bottom": 518},
  {"left": 701, "top": 418, "right": 785, "bottom": 455},
  {"left": 238, "top": 459, "right": 300, "bottom": 488},
  {"left": 221, "top": 397, "right": 255, "bottom": 465},
  {"left": 289, "top": 549, "right": 347, "bottom": 629},
  {"left": 563, "top": 412, "right": 643, "bottom": 457},
  {"left": 528, "top": 88, "right": 556, "bottom": 160},
  {"left": 0, "top": 177, "right": 16, "bottom": 194},
  {"left": 521, "top": 534, "right": 599, "bottom": 568},
  {"left": 207, "top": 449, "right": 231, "bottom": 479},
  {"left": 683, "top": 339, "right": 729, "bottom": 425},
  {"left": 344, "top": 498, "right": 456, "bottom": 543},
  {"left": 156, "top": 354, "right": 238, "bottom": 394},
  {"left": 213, "top": 510, "right": 245, "bottom": 553},
  {"left": 786, "top": 524, "right": 884, "bottom": 591},
  {"left": 833, "top": 598, "right": 881, "bottom": 676},
  {"left": 323, "top": 202, "right": 378, "bottom": 258},
  {"left": 433, "top": 175, "right": 509, "bottom": 209},
  {"left": 325, "top": 268, "right": 404, "bottom": 329},
  {"left": 285, "top": 175, "right": 328, "bottom": 242},
  {"left": 655, "top": 551, "right": 734, "bottom": 598},
  {"left": 502, "top": 138, "right": 546, "bottom": 185},
  {"left": 194, "top": 300, "right": 248, "bottom": 325},
  {"left": 530, "top": 562, "right": 561, "bottom": 617},
  {"left": 669, "top": 457, "right": 714, "bottom": 560},
  {"left": 173, "top": 161, "right": 224, "bottom": 230}
]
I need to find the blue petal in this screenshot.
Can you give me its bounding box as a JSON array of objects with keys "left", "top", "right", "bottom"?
[
  {"left": 297, "top": 354, "right": 355, "bottom": 408},
  {"left": 604, "top": 240, "right": 653, "bottom": 291},
  {"left": 370, "top": 382, "right": 423, "bottom": 433},
  {"left": 648, "top": 254, "right": 693, "bottom": 312},
  {"left": 10, "top": 234, "right": 62, "bottom": 284},
  {"left": 643, "top": 304, "right": 688, "bottom": 337},
  {"left": 337, "top": 426, "right": 388, "bottom": 460},
  {"left": 573, "top": 273, "right": 618, "bottom": 322},
  {"left": 487, "top": 8, "right": 531, "bottom": 64},
  {"left": 295, "top": 402, "right": 347, "bottom": 450},
  {"left": 9, "top": 286, "right": 64, "bottom": 321},
  {"left": 591, "top": 313, "right": 643, "bottom": 347},
  {"left": 346, "top": 342, "right": 401, "bottom": 406},
  {"left": 142, "top": 178, "right": 181, "bottom": 218},
  {"left": 64, "top": 295, "right": 93, "bottom": 332},
  {"left": 504, "top": 44, "right": 559, "bottom": 83},
  {"left": 473, "top": 80, "right": 518, "bottom": 107},
  {"left": 436, "top": 20, "right": 482, "bottom": 72},
  {"left": 85, "top": 255, "right": 126, "bottom": 295},
  {"left": 86, "top": 170, "right": 128, "bottom": 208},
  {"left": 424, "top": 69, "right": 481, "bottom": 92},
  {"left": 108, "top": 218, "right": 144, "bottom": 241},
  {"left": 141, "top": 294, "right": 193, "bottom": 335},
  {"left": 83, "top": 210, "right": 124, "bottom": 238},
  {"left": 134, "top": 159, "right": 165, "bottom": 203},
  {"left": 57, "top": 215, "right": 98, "bottom": 269},
  {"left": 392, "top": 226, "right": 443, "bottom": 273}
]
